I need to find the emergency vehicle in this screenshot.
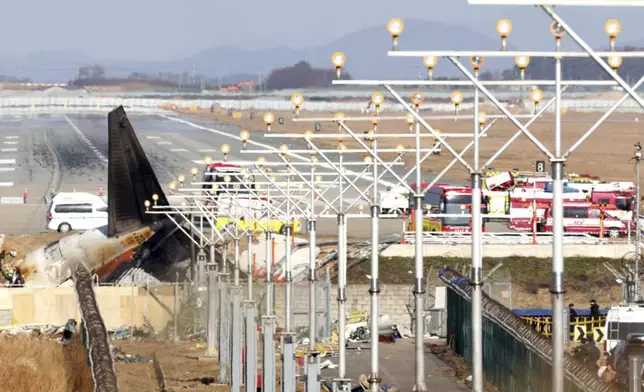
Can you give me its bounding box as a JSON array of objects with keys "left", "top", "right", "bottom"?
[
  {"left": 541, "top": 201, "right": 631, "bottom": 238},
  {"left": 605, "top": 303, "right": 644, "bottom": 353},
  {"left": 413, "top": 184, "right": 488, "bottom": 232},
  {"left": 201, "top": 163, "right": 301, "bottom": 234},
  {"left": 591, "top": 183, "right": 635, "bottom": 221},
  {"left": 379, "top": 185, "right": 410, "bottom": 217},
  {"left": 508, "top": 187, "right": 587, "bottom": 231},
  {"left": 482, "top": 171, "right": 514, "bottom": 216}
]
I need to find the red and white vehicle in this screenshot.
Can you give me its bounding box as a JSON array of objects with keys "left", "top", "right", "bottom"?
[
  {"left": 542, "top": 201, "right": 631, "bottom": 238},
  {"left": 419, "top": 184, "right": 488, "bottom": 233},
  {"left": 508, "top": 187, "right": 587, "bottom": 231},
  {"left": 590, "top": 183, "right": 635, "bottom": 221}
]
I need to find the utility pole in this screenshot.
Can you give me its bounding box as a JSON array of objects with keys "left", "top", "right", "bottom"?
[{"left": 635, "top": 142, "right": 642, "bottom": 301}]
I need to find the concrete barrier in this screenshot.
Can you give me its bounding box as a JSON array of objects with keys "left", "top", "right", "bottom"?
[{"left": 381, "top": 243, "right": 633, "bottom": 259}]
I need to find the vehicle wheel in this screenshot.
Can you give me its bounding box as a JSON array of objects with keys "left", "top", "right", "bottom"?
[
  {"left": 608, "top": 228, "right": 620, "bottom": 238},
  {"left": 58, "top": 222, "right": 71, "bottom": 233},
  {"left": 391, "top": 209, "right": 402, "bottom": 217}
]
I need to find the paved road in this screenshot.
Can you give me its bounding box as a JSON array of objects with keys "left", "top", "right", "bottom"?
[
  {"left": 0, "top": 112, "right": 509, "bottom": 238},
  {"left": 320, "top": 339, "right": 469, "bottom": 391}
]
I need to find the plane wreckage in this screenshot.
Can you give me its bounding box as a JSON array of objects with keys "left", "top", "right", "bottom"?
[{"left": 9, "top": 106, "right": 193, "bottom": 286}]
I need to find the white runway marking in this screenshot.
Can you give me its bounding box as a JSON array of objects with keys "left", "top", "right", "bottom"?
[
  {"left": 4, "top": 136, "right": 19, "bottom": 139},
  {"left": 198, "top": 149, "right": 216, "bottom": 152},
  {"left": 146, "top": 136, "right": 161, "bottom": 139},
  {"left": 64, "top": 115, "right": 108, "bottom": 164},
  {"left": 0, "top": 159, "right": 16, "bottom": 165},
  {"left": 157, "top": 141, "right": 172, "bottom": 145},
  {"left": 0, "top": 182, "right": 14, "bottom": 186},
  {"left": 3, "top": 141, "right": 18, "bottom": 145},
  {"left": 1, "top": 148, "right": 17, "bottom": 152},
  {"left": 0, "top": 168, "right": 15, "bottom": 172},
  {"left": 170, "top": 148, "right": 188, "bottom": 152}
]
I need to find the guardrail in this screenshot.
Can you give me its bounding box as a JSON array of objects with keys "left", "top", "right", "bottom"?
[{"left": 402, "top": 231, "right": 631, "bottom": 245}]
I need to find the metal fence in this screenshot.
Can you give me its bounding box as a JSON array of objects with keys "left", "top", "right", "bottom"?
[{"left": 441, "top": 268, "right": 611, "bottom": 392}]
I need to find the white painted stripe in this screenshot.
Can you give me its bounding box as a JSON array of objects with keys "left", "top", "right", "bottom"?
[
  {"left": 4, "top": 136, "right": 18, "bottom": 139},
  {"left": 0, "top": 182, "right": 14, "bottom": 186},
  {"left": 198, "top": 149, "right": 216, "bottom": 152},
  {"left": 170, "top": 148, "right": 188, "bottom": 152},
  {"left": 146, "top": 136, "right": 161, "bottom": 139},
  {"left": 157, "top": 141, "right": 172, "bottom": 145},
  {"left": 0, "top": 159, "right": 16, "bottom": 165},
  {"left": 192, "top": 160, "right": 206, "bottom": 164},
  {"left": 1, "top": 148, "right": 17, "bottom": 152},
  {"left": 64, "top": 115, "right": 108, "bottom": 164},
  {"left": 3, "top": 141, "right": 18, "bottom": 145},
  {"left": 0, "top": 168, "right": 15, "bottom": 172}
]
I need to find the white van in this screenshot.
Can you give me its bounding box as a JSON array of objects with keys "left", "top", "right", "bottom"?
[
  {"left": 46, "top": 192, "right": 108, "bottom": 232},
  {"left": 604, "top": 303, "right": 644, "bottom": 353}
]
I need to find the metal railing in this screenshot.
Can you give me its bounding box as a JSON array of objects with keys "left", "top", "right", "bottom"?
[{"left": 402, "top": 231, "right": 631, "bottom": 245}]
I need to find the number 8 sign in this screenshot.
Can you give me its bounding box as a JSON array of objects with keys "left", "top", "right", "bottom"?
[{"left": 536, "top": 160, "right": 545, "bottom": 173}]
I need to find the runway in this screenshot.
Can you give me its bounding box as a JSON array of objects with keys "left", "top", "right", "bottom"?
[{"left": 0, "top": 112, "right": 428, "bottom": 237}]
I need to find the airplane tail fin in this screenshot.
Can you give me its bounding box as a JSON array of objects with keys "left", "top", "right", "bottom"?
[{"left": 106, "top": 106, "right": 191, "bottom": 280}]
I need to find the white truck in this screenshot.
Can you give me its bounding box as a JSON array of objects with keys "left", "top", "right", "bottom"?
[{"left": 379, "top": 185, "right": 410, "bottom": 217}]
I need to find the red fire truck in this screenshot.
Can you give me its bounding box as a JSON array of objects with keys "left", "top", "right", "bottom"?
[
  {"left": 411, "top": 183, "right": 488, "bottom": 232},
  {"left": 542, "top": 201, "right": 632, "bottom": 238},
  {"left": 509, "top": 187, "right": 587, "bottom": 231}
]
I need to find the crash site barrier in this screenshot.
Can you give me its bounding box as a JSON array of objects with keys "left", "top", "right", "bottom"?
[
  {"left": 73, "top": 264, "right": 118, "bottom": 392},
  {"left": 404, "top": 231, "right": 629, "bottom": 245},
  {"left": 441, "top": 267, "right": 611, "bottom": 392},
  {"left": 520, "top": 315, "right": 607, "bottom": 343}
]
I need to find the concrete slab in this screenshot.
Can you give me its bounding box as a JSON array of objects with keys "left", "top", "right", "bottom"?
[{"left": 381, "top": 243, "right": 633, "bottom": 259}]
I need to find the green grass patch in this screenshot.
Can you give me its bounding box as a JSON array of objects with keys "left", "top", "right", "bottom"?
[{"left": 346, "top": 256, "right": 624, "bottom": 291}]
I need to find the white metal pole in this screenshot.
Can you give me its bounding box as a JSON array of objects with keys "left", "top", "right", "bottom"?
[
  {"left": 285, "top": 170, "right": 293, "bottom": 332},
  {"left": 337, "top": 151, "right": 347, "bottom": 386},
  {"left": 369, "top": 128, "right": 381, "bottom": 392},
  {"left": 636, "top": 144, "right": 642, "bottom": 300},
  {"left": 307, "top": 161, "right": 321, "bottom": 392},
  {"left": 471, "top": 68, "right": 484, "bottom": 392},
  {"left": 413, "top": 104, "right": 426, "bottom": 392},
  {"left": 551, "top": 53, "right": 565, "bottom": 392}
]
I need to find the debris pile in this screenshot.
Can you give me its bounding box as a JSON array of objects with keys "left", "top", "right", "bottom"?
[{"left": 110, "top": 345, "right": 152, "bottom": 364}]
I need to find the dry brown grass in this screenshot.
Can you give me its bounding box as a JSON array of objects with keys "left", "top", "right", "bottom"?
[
  {"left": 0, "top": 335, "right": 93, "bottom": 392},
  {"left": 175, "top": 107, "right": 644, "bottom": 182}
]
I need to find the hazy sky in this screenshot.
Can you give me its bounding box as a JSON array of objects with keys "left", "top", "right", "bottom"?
[{"left": 2, "top": 0, "right": 644, "bottom": 60}]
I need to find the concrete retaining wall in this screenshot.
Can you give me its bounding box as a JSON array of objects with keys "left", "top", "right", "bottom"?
[
  {"left": 381, "top": 243, "right": 633, "bottom": 259},
  {"left": 0, "top": 285, "right": 179, "bottom": 331}
]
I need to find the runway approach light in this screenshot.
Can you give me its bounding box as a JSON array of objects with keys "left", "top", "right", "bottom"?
[
  {"left": 386, "top": 18, "right": 404, "bottom": 51},
  {"left": 549, "top": 20, "right": 566, "bottom": 50},
  {"left": 144, "top": 200, "right": 151, "bottom": 211},
  {"left": 364, "top": 155, "right": 373, "bottom": 164},
  {"left": 530, "top": 88, "right": 544, "bottom": 113},
  {"left": 514, "top": 55, "right": 530, "bottom": 80},
  {"left": 190, "top": 167, "right": 199, "bottom": 181},
  {"left": 479, "top": 112, "right": 489, "bottom": 126},
  {"left": 469, "top": 55, "right": 485, "bottom": 73},
  {"left": 263, "top": 112, "right": 275, "bottom": 133},
  {"left": 204, "top": 156, "right": 213, "bottom": 167},
  {"left": 604, "top": 19, "right": 622, "bottom": 51},
  {"left": 423, "top": 56, "right": 438, "bottom": 80},
  {"left": 291, "top": 93, "right": 304, "bottom": 117},
  {"left": 169, "top": 181, "right": 176, "bottom": 192},
  {"left": 279, "top": 144, "right": 289, "bottom": 156},
  {"left": 396, "top": 144, "right": 405, "bottom": 155},
  {"left": 331, "top": 52, "right": 346, "bottom": 79},
  {"left": 224, "top": 175, "right": 231, "bottom": 183},
  {"left": 450, "top": 90, "right": 464, "bottom": 118},
  {"left": 371, "top": 114, "right": 380, "bottom": 131},
  {"left": 221, "top": 144, "right": 231, "bottom": 162},
  {"left": 371, "top": 92, "right": 385, "bottom": 114},
  {"left": 495, "top": 19, "right": 512, "bottom": 51},
  {"left": 607, "top": 55, "right": 623, "bottom": 71},
  {"left": 410, "top": 91, "right": 424, "bottom": 108},
  {"left": 406, "top": 112, "right": 415, "bottom": 133},
  {"left": 315, "top": 174, "right": 322, "bottom": 183},
  {"left": 177, "top": 174, "right": 186, "bottom": 187},
  {"left": 152, "top": 193, "right": 159, "bottom": 206},
  {"left": 365, "top": 129, "right": 375, "bottom": 142},
  {"left": 256, "top": 156, "right": 266, "bottom": 169},
  {"left": 239, "top": 130, "right": 250, "bottom": 151},
  {"left": 333, "top": 112, "right": 345, "bottom": 133}
]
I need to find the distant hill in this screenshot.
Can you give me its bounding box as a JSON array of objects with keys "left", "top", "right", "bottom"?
[{"left": 0, "top": 19, "right": 502, "bottom": 82}]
